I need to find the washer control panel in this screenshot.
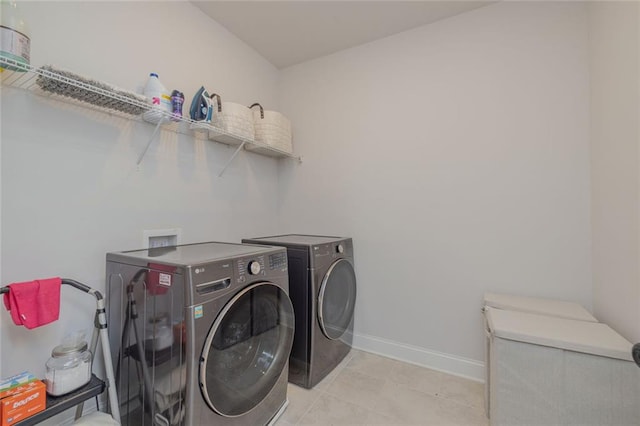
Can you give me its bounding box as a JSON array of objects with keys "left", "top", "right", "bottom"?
[
  {"left": 187, "top": 247, "right": 289, "bottom": 304},
  {"left": 248, "top": 261, "right": 261, "bottom": 275},
  {"left": 191, "top": 261, "right": 234, "bottom": 297},
  {"left": 237, "top": 255, "right": 266, "bottom": 282},
  {"left": 192, "top": 261, "right": 232, "bottom": 287},
  {"left": 268, "top": 252, "right": 287, "bottom": 270}
]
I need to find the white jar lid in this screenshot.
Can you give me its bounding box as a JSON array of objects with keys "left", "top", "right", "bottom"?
[{"left": 52, "top": 341, "right": 88, "bottom": 357}]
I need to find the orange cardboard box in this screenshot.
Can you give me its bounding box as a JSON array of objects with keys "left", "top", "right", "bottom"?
[
  {"left": 0, "top": 372, "right": 35, "bottom": 400},
  {"left": 0, "top": 380, "right": 46, "bottom": 426}
]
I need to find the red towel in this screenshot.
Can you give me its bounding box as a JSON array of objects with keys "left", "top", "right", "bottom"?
[
  {"left": 146, "top": 263, "right": 175, "bottom": 295},
  {"left": 2, "top": 277, "right": 61, "bottom": 329}
]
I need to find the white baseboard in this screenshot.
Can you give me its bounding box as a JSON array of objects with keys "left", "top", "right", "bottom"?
[{"left": 351, "top": 331, "right": 485, "bottom": 382}]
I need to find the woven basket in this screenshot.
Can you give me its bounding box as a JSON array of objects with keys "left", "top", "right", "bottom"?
[
  {"left": 209, "top": 94, "right": 255, "bottom": 141},
  {"left": 248, "top": 103, "right": 293, "bottom": 154}
]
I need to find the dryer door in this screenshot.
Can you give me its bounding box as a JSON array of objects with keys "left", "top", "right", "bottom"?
[
  {"left": 318, "top": 258, "right": 357, "bottom": 340},
  {"left": 199, "top": 282, "right": 294, "bottom": 417}
]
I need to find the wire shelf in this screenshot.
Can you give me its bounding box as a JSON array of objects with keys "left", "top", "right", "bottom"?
[
  {"left": 0, "top": 57, "right": 302, "bottom": 173},
  {"left": 1, "top": 57, "right": 149, "bottom": 118}
]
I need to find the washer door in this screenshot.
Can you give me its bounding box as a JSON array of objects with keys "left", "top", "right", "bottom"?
[
  {"left": 199, "top": 282, "right": 294, "bottom": 417},
  {"left": 318, "top": 258, "right": 357, "bottom": 340}
]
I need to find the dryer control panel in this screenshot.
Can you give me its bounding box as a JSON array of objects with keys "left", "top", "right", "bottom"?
[
  {"left": 313, "top": 240, "right": 352, "bottom": 259},
  {"left": 312, "top": 239, "right": 353, "bottom": 270},
  {"left": 312, "top": 244, "right": 332, "bottom": 259}
]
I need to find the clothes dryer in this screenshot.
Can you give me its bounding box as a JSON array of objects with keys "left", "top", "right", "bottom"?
[
  {"left": 106, "top": 242, "right": 294, "bottom": 426},
  {"left": 242, "top": 235, "right": 357, "bottom": 389}
]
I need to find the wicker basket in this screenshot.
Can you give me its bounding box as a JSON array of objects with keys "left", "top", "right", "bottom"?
[
  {"left": 248, "top": 103, "right": 292, "bottom": 154},
  {"left": 209, "top": 94, "right": 255, "bottom": 141}
]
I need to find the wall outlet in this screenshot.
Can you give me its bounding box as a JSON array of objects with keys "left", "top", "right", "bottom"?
[{"left": 143, "top": 228, "right": 182, "bottom": 249}]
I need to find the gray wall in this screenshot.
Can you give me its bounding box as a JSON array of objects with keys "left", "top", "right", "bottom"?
[
  {"left": 589, "top": 1, "right": 640, "bottom": 344},
  {"left": 2, "top": 0, "right": 637, "bottom": 396},
  {"left": 1, "top": 1, "right": 282, "bottom": 381},
  {"left": 277, "top": 1, "right": 592, "bottom": 377}
]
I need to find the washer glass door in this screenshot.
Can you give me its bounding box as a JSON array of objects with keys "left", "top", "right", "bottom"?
[
  {"left": 199, "top": 282, "right": 294, "bottom": 417},
  {"left": 318, "top": 259, "right": 357, "bottom": 340}
]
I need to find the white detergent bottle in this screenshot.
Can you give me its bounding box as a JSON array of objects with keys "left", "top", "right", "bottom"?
[{"left": 142, "top": 72, "right": 172, "bottom": 124}]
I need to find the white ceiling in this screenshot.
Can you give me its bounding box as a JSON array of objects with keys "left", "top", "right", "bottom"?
[{"left": 192, "top": 1, "right": 494, "bottom": 69}]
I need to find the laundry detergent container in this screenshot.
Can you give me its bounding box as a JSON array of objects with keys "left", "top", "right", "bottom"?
[
  {"left": 247, "top": 103, "right": 292, "bottom": 154},
  {"left": 209, "top": 96, "right": 255, "bottom": 141},
  {"left": 485, "top": 307, "right": 640, "bottom": 426}
]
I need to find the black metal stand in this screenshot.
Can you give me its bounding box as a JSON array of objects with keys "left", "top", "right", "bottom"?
[
  {"left": 11, "top": 375, "right": 105, "bottom": 426},
  {"left": 1, "top": 278, "right": 120, "bottom": 423}
]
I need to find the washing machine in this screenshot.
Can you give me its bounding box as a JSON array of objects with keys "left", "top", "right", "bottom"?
[
  {"left": 106, "top": 242, "right": 294, "bottom": 426},
  {"left": 242, "top": 235, "right": 357, "bottom": 389}
]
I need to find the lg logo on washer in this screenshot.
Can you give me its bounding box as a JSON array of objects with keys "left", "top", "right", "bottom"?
[{"left": 196, "top": 263, "right": 229, "bottom": 274}]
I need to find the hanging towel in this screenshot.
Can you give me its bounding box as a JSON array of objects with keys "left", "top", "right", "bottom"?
[
  {"left": 2, "top": 277, "right": 62, "bottom": 329},
  {"left": 146, "top": 263, "right": 175, "bottom": 296}
]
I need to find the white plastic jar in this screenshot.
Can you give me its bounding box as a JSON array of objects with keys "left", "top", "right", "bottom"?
[
  {"left": 0, "top": 0, "right": 30, "bottom": 71},
  {"left": 45, "top": 341, "right": 92, "bottom": 396}
]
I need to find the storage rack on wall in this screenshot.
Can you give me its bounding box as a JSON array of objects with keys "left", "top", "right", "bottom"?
[{"left": 0, "top": 57, "right": 302, "bottom": 176}]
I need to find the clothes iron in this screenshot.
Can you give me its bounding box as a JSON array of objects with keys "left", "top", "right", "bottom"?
[{"left": 189, "top": 86, "right": 213, "bottom": 123}]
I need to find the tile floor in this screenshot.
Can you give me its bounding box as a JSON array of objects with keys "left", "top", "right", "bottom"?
[{"left": 276, "top": 349, "right": 488, "bottom": 425}]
